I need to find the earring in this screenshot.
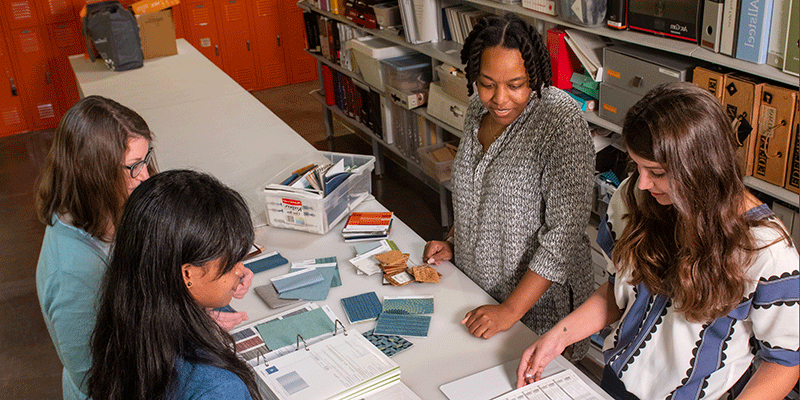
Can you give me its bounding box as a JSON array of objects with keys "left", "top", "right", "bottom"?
[{"left": 187, "top": 282, "right": 192, "bottom": 287}]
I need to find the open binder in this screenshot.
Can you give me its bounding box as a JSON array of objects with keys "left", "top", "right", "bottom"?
[{"left": 230, "top": 303, "right": 401, "bottom": 400}]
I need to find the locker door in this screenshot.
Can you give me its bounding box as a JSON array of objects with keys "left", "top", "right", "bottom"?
[
  {"left": 215, "top": 0, "right": 256, "bottom": 90},
  {"left": 171, "top": 3, "right": 186, "bottom": 39},
  {"left": 0, "top": 34, "right": 27, "bottom": 136},
  {"left": 185, "top": 1, "right": 223, "bottom": 69},
  {"left": 250, "top": 0, "right": 287, "bottom": 89},
  {"left": 39, "top": 0, "right": 75, "bottom": 24},
  {"left": 48, "top": 21, "right": 82, "bottom": 112},
  {"left": 281, "top": 0, "right": 317, "bottom": 84},
  {"left": 9, "top": 26, "right": 60, "bottom": 130},
  {"left": 2, "top": 0, "right": 40, "bottom": 29}
]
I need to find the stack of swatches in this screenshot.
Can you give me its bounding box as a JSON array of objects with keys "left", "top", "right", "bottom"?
[
  {"left": 341, "top": 211, "right": 393, "bottom": 242},
  {"left": 348, "top": 240, "right": 442, "bottom": 286},
  {"left": 258, "top": 257, "right": 341, "bottom": 306},
  {"left": 341, "top": 292, "right": 434, "bottom": 340}
]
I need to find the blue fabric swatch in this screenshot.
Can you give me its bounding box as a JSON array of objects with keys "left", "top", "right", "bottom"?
[
  {"left": 244, "top": 252, "right": 288, "bottom": 274},
  {"left": 373, "top": 313, "right": 431, "bottom": 337},
  {"left": 278, "top": 266, "right": 336, "bottom": 301},
  {"left": 340, "top": 292, "right": 382, "bottom": 323},
  {"left": 271, "top": 268, "right": 324, "bottom": 293}
]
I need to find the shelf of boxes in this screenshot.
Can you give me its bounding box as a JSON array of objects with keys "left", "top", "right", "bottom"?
[{"left": 464, "top": 0, "right": 798, "bottom": 87}]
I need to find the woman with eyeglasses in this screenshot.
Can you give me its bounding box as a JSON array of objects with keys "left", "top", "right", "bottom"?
[{"left": 34, "top": 96, "right": 252, "bottom": 400}]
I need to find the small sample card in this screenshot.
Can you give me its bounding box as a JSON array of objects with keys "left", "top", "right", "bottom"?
[
  {"left": 244, "top": 251, "right": 289, "bottom": 274},
  {"left": 279, "top": 266, "right": 336, "bottom": 301},
  {"left": 340, "top": 292, "right": 383, "bottom": 324},
  {"left": 254, "top": 283, "right": 302, "bottom": 309},
  {"left": 411, "top": 265, "right": 442, "bottom": 283},
  {"left": 271, "top": 268, "right": 324, "bottom": 293},
  {"left": 214, "top": 304, "right": 237, "bottom": 313},
  {"left": 362, "top": 329, "right": 413, "bottom": 357},
  {"left": 374, "top": 313, "right": 431, "bottom": 337},
  {"left": 383, "top": 296, "right": 434, "bottom": 314},
  {"left": 385, "top": 271, "right": 414, "bottom": 286}
]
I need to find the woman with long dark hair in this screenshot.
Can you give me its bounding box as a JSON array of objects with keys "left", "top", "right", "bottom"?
[
  {"left": 423, "top": 14, "right": 594, "bottom": 359},
  {"left": 88, "top": 169, "right": 262, "bottom": 400},
  {"left": 516, "top": 82, "right": 798, "bottom": 399}
]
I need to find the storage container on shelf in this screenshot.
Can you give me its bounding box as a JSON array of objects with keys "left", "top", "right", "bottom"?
[
  {"left": 261, "top": 151, "right": 376, "bottom": 234},
  {"left": 345, "top": 36, "right": 416, "bottom": 92},
  {"left": 435, "top": 64, "right": 470, "bottom": 104},
  {"left": 417, "top": 141, "right": 458, "bottom": 183},
  {"left": 381, "top": 53, "right": 433, "bottom": 93}
]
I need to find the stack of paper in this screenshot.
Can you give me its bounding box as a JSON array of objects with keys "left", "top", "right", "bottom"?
[{"left": 342, "top": 212, "right": 393, "bottom": 242}]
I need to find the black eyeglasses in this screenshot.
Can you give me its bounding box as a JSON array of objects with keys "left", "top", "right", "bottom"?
[{"left": 124, "top": 147, "right": 153, "bottom": 179}]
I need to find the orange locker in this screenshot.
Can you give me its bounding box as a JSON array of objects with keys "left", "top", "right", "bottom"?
[
  {"left": 0, "top": 33, "right": 27, "bottom": 136},
  {"left": 8, "top": 26, "right": 61, "bottom": 130},
  {"left": 185, "top": 0, "right": 223, "bottom": 69},
  {"left": 215, "top": 0, "right": 256, "bottom": 90},
  {"left": 281, "top": 0, "right": 316, "bottom": 84},
  {"left": 249, "top": 0, "right": 288, "bottom": 89},
  {"left": 48, "top": 21, "right": 83, "bottom": 111}
]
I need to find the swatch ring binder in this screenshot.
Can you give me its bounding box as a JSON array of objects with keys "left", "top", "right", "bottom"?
[
  {"left": 334, "top": 319, "right": 348, "bottom": 336},
  {"left": 297, "top": 334, "right": 309, "bottom": 351}
]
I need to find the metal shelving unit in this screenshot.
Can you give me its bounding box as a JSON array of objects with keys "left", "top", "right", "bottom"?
[{"left": 301, "top": 0, "right": 798, "bottom": 214}]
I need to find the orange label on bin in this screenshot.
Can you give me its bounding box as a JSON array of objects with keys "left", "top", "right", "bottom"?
[
  {"left": 603, "top": 103, "right": 618, "bottom": 114},
  {"left": 607, "top": 69, "right": 621, "bottom": 79}
]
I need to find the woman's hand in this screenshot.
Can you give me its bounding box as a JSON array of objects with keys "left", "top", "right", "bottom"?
[
  {"left": 461, "top": 304, "right": 518, "bottom": 339},
  {"left": 516, "top": 327, "right": 569, "bottom": 387},
  {"left": 208, "top": 309, "right": 248, "bottom": 331},
  {"left": 424, "top": 240, "right": 453, "bottom": 265},
  {"left": 232, "top": 267, "right": 253, "bottom": 299}
]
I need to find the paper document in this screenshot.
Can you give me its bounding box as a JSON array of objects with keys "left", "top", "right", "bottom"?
[
  {"left": 491, "top": 369, "right": 609, "bottom": 400},
  {"left": 254, "top": 332, "right": 401, "bottom": 400},
  {"left": 440, "top": 357, "right": 611, "bottom": 400},
  {"left": 564, "top": 29, "right": 611, "bottom": 82}
]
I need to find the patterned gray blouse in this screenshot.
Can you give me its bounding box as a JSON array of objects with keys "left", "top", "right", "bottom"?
[{"left": 451, "top": 86, "right": 594, "bottom": 358}]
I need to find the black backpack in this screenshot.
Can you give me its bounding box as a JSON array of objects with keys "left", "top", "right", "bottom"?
[{"left": 82, "top": 1, "right": 144, "bottom": 71}]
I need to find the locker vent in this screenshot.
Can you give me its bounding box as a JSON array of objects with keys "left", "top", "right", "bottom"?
[
  {"left": 10, "top": 2, "right": 33, "bottom": 22},
  {"left": 224, "top": 1, "right": 245, "bottom": 22},
  {"left": 37, "top": 104, "right": 55, "bottom": 120},
  {"left": 19, "top": 31, "right": 39, "bottom": 53},
  {"left": 48, "top": 0, "right": 69, "bottom": 15},
  {"left": 2, "top": 107, "right": 22, "bottom": 126},
  {"left": 192, "top": 6, "right": 210, "bottom": 26}
]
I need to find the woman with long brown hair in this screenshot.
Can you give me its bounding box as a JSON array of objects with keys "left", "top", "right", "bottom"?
[{"left": 515, "top": 82, "right": 798, "bottom": 399}]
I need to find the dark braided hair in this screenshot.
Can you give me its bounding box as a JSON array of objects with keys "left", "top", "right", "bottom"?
[{"left": 460, "top": 13, "right": 552, "bottom": 97}]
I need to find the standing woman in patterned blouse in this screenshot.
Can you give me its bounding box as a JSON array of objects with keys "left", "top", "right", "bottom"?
[
  {"left": 423, "top": 13, "right": 595, "bottom": 359},
  {"left": 516, "top": 82, "right": 798, "bottom": 399}
]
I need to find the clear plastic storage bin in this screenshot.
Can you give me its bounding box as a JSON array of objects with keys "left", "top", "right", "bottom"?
[
  {"left": 261, "top": 151, "right": 376, "bottom": 234},
  {"left": 381, "top": 54, "right": 432, "bottom": 93},
  {"left": 346, "top": 36, "right": 415, "bottom": 92},
  {"left": 418, "top": 142, "right": 457, "bottom": 183}
]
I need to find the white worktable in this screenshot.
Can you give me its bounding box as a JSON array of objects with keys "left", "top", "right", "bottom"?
[
  {"left": 68, "top": 39, "right": 316, "bottom": 225},
  {"left": 69, "top": 41, "right": 609, "bottom": 399}
]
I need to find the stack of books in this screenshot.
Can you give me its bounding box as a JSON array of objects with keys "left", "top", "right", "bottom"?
[{"left": 342, "top": 211, "right": 393, "bottom": 242}]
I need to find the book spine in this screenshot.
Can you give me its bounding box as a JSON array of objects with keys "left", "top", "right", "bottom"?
[
  {"left": 607, "top": 0, "right": 627, "bottom": 29},
  {"left": 720, "top": 0, "right": 741, "bottom": 56},
  {"left": 701, "top": 0, "right": 724, "bottom": 52},
  {"left": 766, "top": 0, "right": 790, "bottom": 67},
  {"left": 785, "top": 0, "right": 799, "bottom": 75},
  {"left": 323, "top": 65, "right": 335, "bottom": 106},
  {"left": 735, "top": 0, "right": 774, "bottom": 64}
]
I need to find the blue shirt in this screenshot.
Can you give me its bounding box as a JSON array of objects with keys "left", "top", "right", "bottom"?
[
  {"left": 170, "top": 358, "right": 253, "bottom": 400},
  {"left": 36, "top": 215, "right": 109, "bottom": 400}
]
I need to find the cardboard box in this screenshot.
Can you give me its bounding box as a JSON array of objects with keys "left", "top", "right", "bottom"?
[
  {"left": 386, "top": 85, "right": 427, "bottom": 110},
  {"left": 435, "top": 64, "right": 469, "bottom": 104},
  {"left": 427, "top": 83, "right": 467, "bottom": 130},
  {"left": 752, "top": 85, "right": 798, "bottom": 187},
  {"left": 722, "top": 73, "right": 764, "bottom": 176},
  {"left": 131, "top": 0, "right": 179, "bottom": 15},
  {"left": 784, "top": 106, "right": 799, "bottom": 193},
  {"left": 692, "top": 66, "right": 726, "bottom": 100},
  {"left": 136, "top": 9, "right": 177, "bottom": 59}
]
